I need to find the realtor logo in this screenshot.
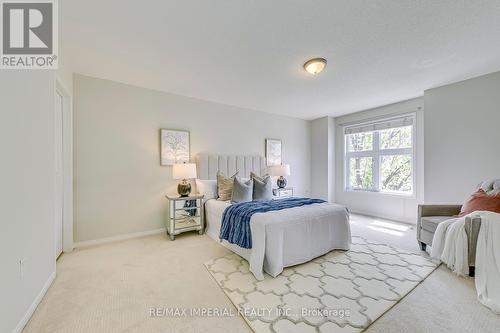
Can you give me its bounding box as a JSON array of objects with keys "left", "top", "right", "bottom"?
[{"left": 1, "top": 0, "right": 58, "bottom": 69}]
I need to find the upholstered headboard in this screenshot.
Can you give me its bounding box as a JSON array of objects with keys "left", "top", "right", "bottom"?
[{"left": 195, "top": 154, "right": 266, "bottom": 180}]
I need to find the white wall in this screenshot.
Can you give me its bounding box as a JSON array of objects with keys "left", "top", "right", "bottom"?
[
  {"left": 311, "top": 117, "right": 335, "bottom": 201},
  {"left": 0, "top": 72, "right": 56, "bottom": 333},
  {"left": 424, "top": 71, "right": 500, "bottom": 204},
  {"left": 57, "top": 49, "right": 73, "bottom": 94},
  {"left": 56, "top": 0, "right": 73, "bottom": 93},
  {"left": 334, "top": 98, "right": 425, "bottom": 224},
  {"left": 74, "top": 75, "right": 312, "bottom": 243}
]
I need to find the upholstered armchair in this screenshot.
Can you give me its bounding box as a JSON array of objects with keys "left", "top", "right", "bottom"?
[
  {"left": 417, "top": 179, "right": 499, "bottom": 277},
  {"left": 417, "top": 205, "right": 481, "bottom": 276}
]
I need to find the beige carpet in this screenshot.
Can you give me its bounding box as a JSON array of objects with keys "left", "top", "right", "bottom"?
[
  {"left": 23, "top": 214, "right": 500, "bottom": 333},
  {"left": 205, "top": 236, "right": 438, "bottom": 332}
]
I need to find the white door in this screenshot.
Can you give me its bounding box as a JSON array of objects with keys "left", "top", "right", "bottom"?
[{"left": 55, "top": 91, "right": 64, "bottom": 258}]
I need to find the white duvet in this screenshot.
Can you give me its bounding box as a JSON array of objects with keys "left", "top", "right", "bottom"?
[
  {"left": 431, "top": 211, "right": 500, "bottom": 313},
  {"left": 205, "top": 199, "right": 351, "bottom": 280}
]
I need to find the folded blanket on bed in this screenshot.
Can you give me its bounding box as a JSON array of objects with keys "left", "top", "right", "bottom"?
[{"left": 219, "top": 197, "right": 326, "bottom": 249}]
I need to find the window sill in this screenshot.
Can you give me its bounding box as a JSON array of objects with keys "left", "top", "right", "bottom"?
[{"left": 343, "top": 189, "right": 416, "bottom": 199}]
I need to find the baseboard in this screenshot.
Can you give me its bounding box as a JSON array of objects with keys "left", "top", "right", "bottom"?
[
  {"left": 74, "top": 228, "right": 165, "bottom": 248},
  {"left": 349, "top": 208, "right": 416, "bottom": 225},
  {"left": 13, "top": 271, "right": 56, "bottom": 333}
]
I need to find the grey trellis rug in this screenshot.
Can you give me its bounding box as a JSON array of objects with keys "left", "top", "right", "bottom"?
[{"left": 204, "top": 236, "right": 439, "bottom": 333}]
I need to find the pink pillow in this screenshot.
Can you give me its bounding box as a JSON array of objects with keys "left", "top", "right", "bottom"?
[{"left": 459, "top": 189, "right": 500, "bottom": 216}]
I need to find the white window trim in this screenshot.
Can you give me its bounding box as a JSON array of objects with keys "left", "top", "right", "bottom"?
[{"left": 343, "top": 113, "right": 417, "bottom": 198}]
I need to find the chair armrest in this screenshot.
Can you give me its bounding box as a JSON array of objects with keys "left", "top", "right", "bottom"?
[{"left": 418, "top": 204, "right": 462, "bottom": 217}]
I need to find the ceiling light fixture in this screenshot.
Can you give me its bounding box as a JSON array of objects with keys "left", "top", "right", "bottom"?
[{"left": 304, "top": 58, "right": 327, "bottom": 75}]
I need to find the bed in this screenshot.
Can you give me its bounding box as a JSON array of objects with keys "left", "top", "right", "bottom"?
[{"left": 196, "top": 153, "right": 351, "bottom": 280}]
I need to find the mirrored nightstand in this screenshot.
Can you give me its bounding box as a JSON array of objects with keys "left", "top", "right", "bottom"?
[{"left": 165, "top": 194, "right": 204, "bottom": 240}]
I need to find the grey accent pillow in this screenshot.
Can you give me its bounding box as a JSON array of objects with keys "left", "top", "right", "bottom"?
[
  {"left": 494, "top": 180, "right": 500, "bottom": 194},
  {"left": 217, "top": 171, "right": 238, "bottom": 201},
  {"left": 479, "top": 180, "right": 494, "bottom": 192},
  {"left": 250, "top": 172, "right": 270, "bottom": 183},
  {"left": 477, "top": 179, "right": 500, "bottom": 195},
  {"left": 231, "top": 177, "right": 253, "bottom": 203},
  {"left": 252, "top": 174, "right": 273, "bottom": 201}
]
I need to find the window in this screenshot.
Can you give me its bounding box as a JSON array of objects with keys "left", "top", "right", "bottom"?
[{"left": 344, "top": 115, "right": 415, "bottom": 195}]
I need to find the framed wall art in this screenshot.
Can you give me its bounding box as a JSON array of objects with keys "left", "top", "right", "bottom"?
[
  {"left": 160, "top": 129, "right": 190, "bottom": 166},
  {"left": 265, "top": 138, "right": 282, "bottom": 166}
]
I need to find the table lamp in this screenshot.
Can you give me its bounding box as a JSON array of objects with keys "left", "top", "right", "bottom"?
[
  {"left": 172, "top": 163, "right": 197, "bottom": 197},
  {"left": 270, "top": 164, "right": 290, "bottom": 188}
]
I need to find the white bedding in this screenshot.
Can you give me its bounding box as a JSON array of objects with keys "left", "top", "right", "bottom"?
[{"left": 205, "top": 199, "right": 351, "bottom": 280}]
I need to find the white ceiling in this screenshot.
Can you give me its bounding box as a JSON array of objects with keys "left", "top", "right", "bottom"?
[{"left": 61, "top": 0, "right": 500, "bottom": 120}]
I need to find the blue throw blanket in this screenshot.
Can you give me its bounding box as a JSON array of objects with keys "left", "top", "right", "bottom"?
[{"left": 219, "top": 197, "right": 326, "bottom": 249}]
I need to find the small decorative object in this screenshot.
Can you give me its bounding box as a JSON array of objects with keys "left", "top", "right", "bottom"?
[
  {"left": 172, "top": 163, "right": 197, "bottom": 197},
  {"left": 270, "top": 164, "right": 290, "bottom": 189},
  {"left": 265, "top": 138, "right": 282, "bottom": 166},
  {"left": 160, "top": 129, "right": 190, "bottom": 166}
]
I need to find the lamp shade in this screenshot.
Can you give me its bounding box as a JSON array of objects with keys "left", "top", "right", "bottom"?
[
  {"left": 269, "top": 164, "right": 290, "bottom": 177},
  {"left": 172, "top": 163, "right": 197, "bottom": 180}
]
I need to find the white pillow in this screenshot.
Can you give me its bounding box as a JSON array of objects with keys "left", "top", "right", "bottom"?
[{"left": 195, "top": 179, "right": 217, "bottom": 199}]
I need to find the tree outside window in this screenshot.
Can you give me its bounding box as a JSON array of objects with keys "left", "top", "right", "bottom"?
[{"left": 345, "top": 122, "right": 413, "bottom": 195}]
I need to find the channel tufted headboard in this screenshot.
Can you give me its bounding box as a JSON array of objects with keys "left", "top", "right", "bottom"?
[{"left": 195, "top": 154, "right": 266, "bottom": 180}]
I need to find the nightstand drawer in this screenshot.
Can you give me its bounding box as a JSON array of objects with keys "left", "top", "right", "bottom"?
[
  {"left": 279, "top": 189, "right": 293, "bottom": 197},
  {"left": 273, "top": 187, "right": 293, "bottom": 198},
  {"left": 170, "top": 216, "right": 202, "bottom": 234}
]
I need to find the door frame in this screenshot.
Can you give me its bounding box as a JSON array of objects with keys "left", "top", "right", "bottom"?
[{"left": 56, "top": 78, "right": 74, "bottom": 253}]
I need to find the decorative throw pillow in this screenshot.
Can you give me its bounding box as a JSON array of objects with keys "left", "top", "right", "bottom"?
[
  {"left": 252, "top": 174, "right": 273, "bottom": 201},
  {"left": 477, "top": 179, "right": 500, "bottom": 195},
  {"left": 459, "top": 189, "right": 500, "bottom": 216},
  {"left": 195, "top": 179, "right": 217, "bottom": 200},
  {"left": 217, "top": 171, "right": 238, "bottom": 201},
  {"left": 494, "top": 180, "right": 500, "bottom": 195},
  {"left": 231, "top": 177, "right": 253, "bottom": 203},
  {"left": 250, "top": 172, "right": 270, "bottom": 183}
]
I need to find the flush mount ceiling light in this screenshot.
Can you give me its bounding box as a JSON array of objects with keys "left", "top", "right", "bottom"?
[{"left": 304, "top": 58, "right": 327, "bottom": 75}]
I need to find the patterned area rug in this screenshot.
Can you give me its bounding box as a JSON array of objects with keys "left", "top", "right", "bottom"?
[{"left": 204, "top": 236, "right": 439, "bottom": 333}]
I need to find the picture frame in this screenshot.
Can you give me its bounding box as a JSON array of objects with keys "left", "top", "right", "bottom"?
[
  {"left": 265, "top": 138, "right": 282, "bottom": 166},
  {"left": 160, "top": 129, "right": 190, "bottom": 166}
]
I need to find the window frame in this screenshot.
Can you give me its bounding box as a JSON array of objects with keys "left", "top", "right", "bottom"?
[{"left": 343, "top": 113, "right": 416, "bottom": 197}]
